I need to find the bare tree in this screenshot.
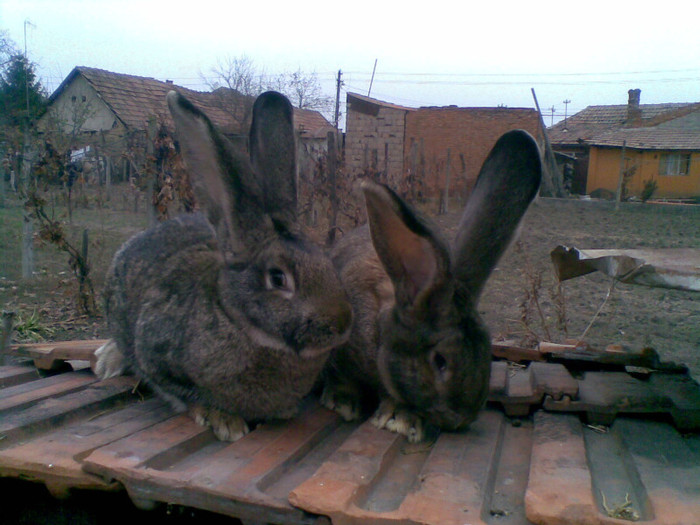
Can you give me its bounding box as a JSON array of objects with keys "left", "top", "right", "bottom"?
[
  {"left": 272, "top": 69, "right": 334, "bottom": 116},
  {"left": 207, "top": 54, "right": 264, "bottom": 96},
  {"left": 0, "top": 30, "right": 17, "bottom": 67},
  {"left": 204, "top": 55, "right": 334, "bottom": 120}
]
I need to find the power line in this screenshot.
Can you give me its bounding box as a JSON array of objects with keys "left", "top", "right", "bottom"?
[{"left": 341, "top": 67, "right": 700, "bottom": 78}]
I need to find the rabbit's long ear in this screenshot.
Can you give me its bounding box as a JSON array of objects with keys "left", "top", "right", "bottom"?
[
  {"left": 167, "top": 91, "right": 262, "bottom": 255},
  {"left": 249, "top": 91, "right": 297, "bottom": 228},
  {"left": 363, "top": 181, "right": 451, "bottom": 321},
  {"left": 452, "top": 130, "right": 542, "bottom": 306}
]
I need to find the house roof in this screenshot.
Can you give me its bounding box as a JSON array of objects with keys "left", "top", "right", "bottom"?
[
  {"left": 548, "top": 102, "right": 700, "bottom": 147},
  {"left": 347, "top": 92, "right": 415, "bottom": 112},
  {"left": 586, "top": 128, "right": 700, "bottom": 150},
  {"left": 47, "top": 66, "right": 332, "bottom": 136}
]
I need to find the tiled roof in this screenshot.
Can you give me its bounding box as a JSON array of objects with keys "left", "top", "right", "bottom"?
[
  {"left": 294, "top": 106, "right": 335, "bottom": 137},
  {"left": 586, "top": 127, "right": 700, "bottom": 150},
  {"left": 549, "top": 102, "right": 700, "bottom": 146},
  {"left": 49, "top": 67, "right": 331, "bottom": 136}
]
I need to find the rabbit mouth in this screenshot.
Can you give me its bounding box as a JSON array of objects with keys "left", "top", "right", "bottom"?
[{"left": 293, "top": 328, "right": 351, "bottom": 359}]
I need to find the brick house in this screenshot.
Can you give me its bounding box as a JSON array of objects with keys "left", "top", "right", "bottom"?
[
  {"left": 37, "top": 67, "right": 334, "bottom": 183},
  {"left": 549, "top": 89, "right": 700, "bottom": 199},
  {"left": 344, "top": 92, "right": 543, "bottom": 202}
]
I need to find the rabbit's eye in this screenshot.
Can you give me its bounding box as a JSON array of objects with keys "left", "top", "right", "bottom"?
[
  {"left": 266, "top": 268, "right": 294, "bottom": 293},
  {"left": 432, "top": 351, "right": 448, "bottom": 373}
]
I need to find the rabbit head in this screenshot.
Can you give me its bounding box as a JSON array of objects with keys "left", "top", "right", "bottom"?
[
  {"left": 335, "top": 130, "right": 541, "bottom": 436},
  {"left": 166, "top": 90, "right": 352, "bottom": 358}
]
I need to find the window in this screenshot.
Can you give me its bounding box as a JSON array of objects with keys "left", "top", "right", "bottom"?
[{"left": 659, "top": 152, "right": 691, "bottom": 176}]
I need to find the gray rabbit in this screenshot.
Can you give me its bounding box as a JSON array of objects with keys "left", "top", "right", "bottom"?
[
  {"left": 321, "top": 130, "right": 542, "bottom": 442},
  {"left": 95, "top": 91, "right": 352, "bottom": 441}
]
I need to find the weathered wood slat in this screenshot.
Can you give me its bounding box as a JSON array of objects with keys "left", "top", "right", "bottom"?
[{"left": 7, "top": 339, "right": 108, "bottom": 370}]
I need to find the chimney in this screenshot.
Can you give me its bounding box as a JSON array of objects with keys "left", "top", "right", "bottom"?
[{"left": 626, "top": 88, "right": 641, "bottom": 124}]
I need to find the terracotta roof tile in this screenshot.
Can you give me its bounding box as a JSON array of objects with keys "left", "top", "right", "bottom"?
[
  {"left": 587, "top": 127, "right": 700, "bottom": 150},
  {"left": 549, "top": 102, "right": 700, "bottom": 146},
  {"left": 50, "top": 67, "right": 331, "bottom": 136}
]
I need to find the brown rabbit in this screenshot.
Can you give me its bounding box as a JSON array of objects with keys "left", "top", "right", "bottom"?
[
  {"left": 95, "top": 91, "right": 352, "bottom": 441},
  {"left": 321, "top": 130, "right": 542, "bottom": 442}
]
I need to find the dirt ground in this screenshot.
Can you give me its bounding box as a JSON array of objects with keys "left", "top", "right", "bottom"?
[
  {"left": 455, "top": 197, "right": 700, "bottom": 380},
  {"left": 1, "top": 189, "right": 699, "bottom": 380}
]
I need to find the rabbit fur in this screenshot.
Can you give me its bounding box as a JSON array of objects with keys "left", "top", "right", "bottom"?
[
  {"left": 95, "top": 91, "right": 352, "bottom": 441},
  {"left": 321, "top": 130, "right": 542, "bottom": 442}
]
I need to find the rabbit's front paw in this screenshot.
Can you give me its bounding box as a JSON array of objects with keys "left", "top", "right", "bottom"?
[
  {"left": 189, "top": 405, "right": 249, "bottom": 442},
  {"left": 94, "top": 340, "right": 126, "bottom": 379},
  {"left": 320, "top": 386, "right": 360, "bottom": 422},
  {"left": 371, "top": 398, "right": 426, "bottom": 443}
]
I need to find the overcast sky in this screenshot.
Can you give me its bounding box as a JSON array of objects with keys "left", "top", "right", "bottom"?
[{"left": 3, "top": 0, "right": 699, "bottom": 128}]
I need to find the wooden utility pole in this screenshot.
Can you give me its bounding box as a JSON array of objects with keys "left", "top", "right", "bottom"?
[
  {"left": 334, "top": 70, "right": 342, "bottom": 129},
  {"left": 531, "top": 88, "right": 564, "bottom": 197}
]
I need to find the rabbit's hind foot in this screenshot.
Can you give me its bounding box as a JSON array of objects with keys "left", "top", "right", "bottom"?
[{"left": 188, "top": 405, "right": 249, "bottom": 442}]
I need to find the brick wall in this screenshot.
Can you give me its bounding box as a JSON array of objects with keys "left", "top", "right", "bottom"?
[
  {"left": 344, "top": 94, "right": 411, "bottom": 190},
  {"left": 405, "top": 107, "right": 542, "bottom": 200},
  {"left": 344, "top": 93, "right": 543, "bottom": 202}
]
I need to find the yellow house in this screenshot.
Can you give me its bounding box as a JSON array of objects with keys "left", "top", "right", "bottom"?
[
  {"left": 586, "top": 129, "right": 700, "bottom": 199},
  {"left": 549, "top": 89, "right": 700, "bottom": 200}
]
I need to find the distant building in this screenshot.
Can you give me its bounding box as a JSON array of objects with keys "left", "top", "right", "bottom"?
[
  {"left": 549, "top": 89, "right": 700, "bottom": 200},
  {"left": 344, "top": 92, "right": 543, "bottom": 202},
  {"left": 36, "top": 66, "right": 334, "bottom": 182}
]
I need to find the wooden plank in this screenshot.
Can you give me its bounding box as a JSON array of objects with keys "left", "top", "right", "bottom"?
[{"left": 8, "top": 339, "right": 108, "bottom": 370}]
